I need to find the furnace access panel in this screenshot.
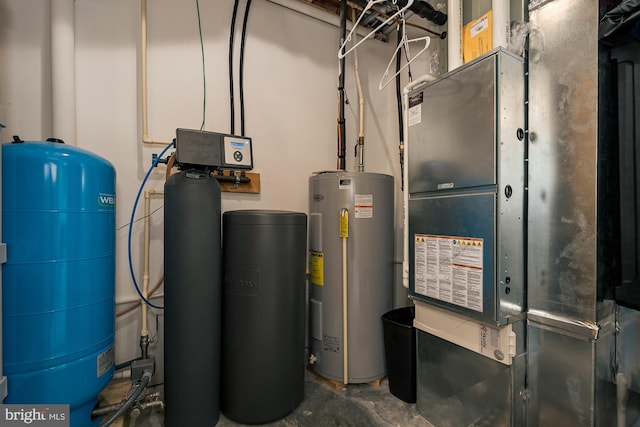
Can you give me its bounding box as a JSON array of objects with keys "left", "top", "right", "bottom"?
[{"left": 408, "top": 48, "right": 525, "bottom": 326}]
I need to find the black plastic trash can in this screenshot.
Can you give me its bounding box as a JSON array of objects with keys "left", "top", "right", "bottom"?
[{"left": 382, "top": 306, "right": 416, "bottom": 403}]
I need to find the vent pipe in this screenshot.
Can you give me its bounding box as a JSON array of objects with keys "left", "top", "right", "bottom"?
[{"left": 337, "top": 0, "right": 347, "bottom": 170}]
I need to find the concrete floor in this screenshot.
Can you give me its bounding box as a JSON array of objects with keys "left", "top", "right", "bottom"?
[{"left": 102, "top": 369, "right": 434, "bottom": 427}]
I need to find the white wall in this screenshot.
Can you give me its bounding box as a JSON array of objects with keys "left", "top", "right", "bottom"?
[{"left": 0, "top": 0, "right": 443, "bottom": 382}]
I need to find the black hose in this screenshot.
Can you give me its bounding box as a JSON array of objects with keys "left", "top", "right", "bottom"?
[
  {"left": 99, "top": 371, "right": 152, "bottom": 427},
  {"left": 229, "top": 0, "right": 240, "bottom": 134},
  {"left": 338, "top": 0, "right": 347, "bottom": 170},
  {"left": 396, "top": 0, "right": 447, "bottom": 25},
  {"left": 396, "top": 29, "right": 404, "bottom": 192},
  {"left": 402, "top": 40, "right": 413, "bottom": 82},
  {"left": 239, "top": 0, "right": 253, "bottom": 136},
  {"left": 196, "top": 0, "right": 206, "bottom": 131},
  {"left": 396, "top": 30, "right": 403, "bottom": 144}
]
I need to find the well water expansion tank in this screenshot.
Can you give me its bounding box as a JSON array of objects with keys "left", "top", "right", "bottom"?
[{"left": 2, "top": 140, "right": 116, "bottom": 426}]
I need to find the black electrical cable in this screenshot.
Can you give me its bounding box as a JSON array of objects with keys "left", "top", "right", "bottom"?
[
  {"left": 396, "top": 28, "right": 405, "bottom": 192},
  {"left": 338, "top": 0, "right": 347, "bottom": 170},
  {"left": 402, "top": 37, "right": 413, "bottom": 82},
  {"left": 196, "top": 0, "right": 206, "bottom": 131},
  {"left": 396, "top": 29, "right": 403, "bottom": 141},
  {"left": 239, "top": 0, "right": 253, "bottom": 136},
  {"left": 229, "top": 0, "right": 240, "bottom": 134}
]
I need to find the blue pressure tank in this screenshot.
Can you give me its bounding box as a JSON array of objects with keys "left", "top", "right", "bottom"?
[{"left": 2, "top": 140, "right": 116, "bottom": 426}]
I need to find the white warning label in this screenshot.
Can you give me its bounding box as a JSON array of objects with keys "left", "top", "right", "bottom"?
[
  {"left": 354, "top": 194, "right": 373, "bottom": 219},
  {"left": 414, "top": 234, "right": 483, "bottom": 312},
  {"left": 408, "top": 104, "right": 422, "bottom": 127},
  {"left": 97, "top": 346, "right": 114, "bottom": 377}
]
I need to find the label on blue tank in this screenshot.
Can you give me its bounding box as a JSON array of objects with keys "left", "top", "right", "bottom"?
[
  {"left": 97, "top": 192, "right": 116, "bottom": 210},
  {"left": 0, "top": 404, "right": 69, "bottom": 426},
  {"left": 96, "top": 347, "right": 114, "bottom": 377}
]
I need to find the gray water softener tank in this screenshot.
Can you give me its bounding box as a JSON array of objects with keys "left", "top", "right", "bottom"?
[
  {"left": 221, "top": 210, "right": 307, "bottom": 424},
  {"left": 164, "top": 170, "right": 222, "bottom": 427}
]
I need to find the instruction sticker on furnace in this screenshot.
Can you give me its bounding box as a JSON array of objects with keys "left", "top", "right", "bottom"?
[
  {"left": 408, "top": 91, "right": 423, "bottom": 127},
  {"left": 414, "top": 234, "right": 483, "bottom": 312}
]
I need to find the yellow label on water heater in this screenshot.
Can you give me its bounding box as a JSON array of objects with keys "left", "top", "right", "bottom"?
[
  {"left": 310, "top": 251, "right": 324, "bottom": 286},
  {"left": 340, "top": 209, "right": 349, "bottom": 238}
]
